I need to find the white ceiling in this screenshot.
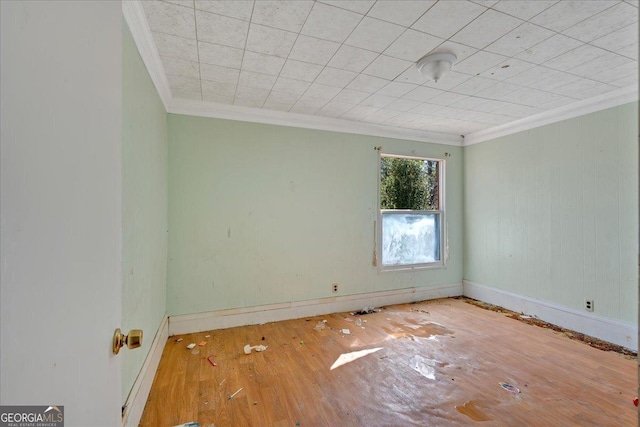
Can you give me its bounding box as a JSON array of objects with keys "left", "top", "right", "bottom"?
[{"left": 136, "top": 0, "right": 639, "bottom": 142}]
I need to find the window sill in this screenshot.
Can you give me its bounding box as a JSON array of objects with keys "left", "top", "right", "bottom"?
[{"left": 378, "top": 263, "right": 446, "bottom": 273}]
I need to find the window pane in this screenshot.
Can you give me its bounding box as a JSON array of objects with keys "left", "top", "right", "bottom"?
[
  {"left": 380, "top": 157, "right": 439, "bottom": 210},
  {"left": 381, "top": 212, "right": 440, "bottom": 266}
]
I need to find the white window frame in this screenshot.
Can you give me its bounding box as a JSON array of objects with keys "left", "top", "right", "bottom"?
[{"left": 376, "top": 153, "right": 446, "bottom": 272}]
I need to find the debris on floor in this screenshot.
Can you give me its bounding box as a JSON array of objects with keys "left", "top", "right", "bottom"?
[
  {"left": 244, "top": 344, "right": 268, "bottom": 354},
  {"left": 351, "top": 306, "right": 381, "bottom": 315},
  {"left": 499, "top": 382, "right": 520, "bottom": 393},
  {"left": 205, "top": 334, "right": 210, "bottom": 338},
  {"left": 341, "top": 329, "right": 351, "bottom": 335},
  {"left": 634, "top": 397, "right": 638, "bottom": 407},
  {"left": 206, "top": 356, "right": 217, "bottom": 367},
  {"left": 355, "top": 318, "right": 362, "bottom": 327},
  {"left": 219, "top": 379, "right": 226, "bottom": 387},
  {"left": 172, "top": 423, "right": 200, "bottom": 427},
  {"left": 459, "top": 296, "right": 637, "bottom": 359},
  {"left": 228, "top": 387, "right": 243, "bottom": 400},
  {"left": 314, "top": 321, "right": 326, "bottom": 331},
  {"left": 175, "top": 338, "right": 183, "bottom": 343},
  {"left": 198, "top": 341, "right": 207, "bottom": 346},
  {"left": 186, "top": 343, "right": 196, "bottom": 350}
]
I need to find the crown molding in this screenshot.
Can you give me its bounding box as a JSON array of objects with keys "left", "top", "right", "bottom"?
[
  {"left": 122, "top": 0, "right": 172, "bottom": 109},
  {"left": 121, "top": 0, "right": 461, "bottom": 146},
  {"left": 168, "top": 98, "right": 464, "bottom": 145},
  {"left": 463, "top": 86, "right": 639, "bottom": 146},
  {"left": 122, "top": 0, "right": 635, "bottom": 148}
]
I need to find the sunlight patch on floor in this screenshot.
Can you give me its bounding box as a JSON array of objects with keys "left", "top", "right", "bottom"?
[{"left": 330, "top": 347, "right": 384, "bottom": 370}]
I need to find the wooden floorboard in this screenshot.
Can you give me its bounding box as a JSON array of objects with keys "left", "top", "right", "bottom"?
[{"left": 140, "top": 298, "right": 637, "bottom": 426}]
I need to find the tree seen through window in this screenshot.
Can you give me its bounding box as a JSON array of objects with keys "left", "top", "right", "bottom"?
[{"left": 380, "top": 157, "right": 439, "bottom": 211}]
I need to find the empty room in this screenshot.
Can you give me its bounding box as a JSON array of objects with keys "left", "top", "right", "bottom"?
[{"left": 1, "top": 0, "right": 638, "bottom": 426}]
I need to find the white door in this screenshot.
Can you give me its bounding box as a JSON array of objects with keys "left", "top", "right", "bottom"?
[{"left": 1, "top": 1, "right": 123, "bottom": 425}]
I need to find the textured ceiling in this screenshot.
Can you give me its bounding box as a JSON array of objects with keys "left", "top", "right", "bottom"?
[{"left": 141, "top": 0, "right": 639, "bottom": 138}]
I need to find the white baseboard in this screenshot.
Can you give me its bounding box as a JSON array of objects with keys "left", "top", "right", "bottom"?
[
  {"left": 122, "top": 314, "right": 169, "bottom": 427},
  {"left": 168, "top": 283, "right": 463, "bottom": 335},
  {"left": 463, "top": 280, "right": 637, "bottom": 352}
]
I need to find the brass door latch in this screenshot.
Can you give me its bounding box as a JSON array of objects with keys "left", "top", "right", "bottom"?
[{"left": 113, "top": 328, "right": 143, "bottom": 354}]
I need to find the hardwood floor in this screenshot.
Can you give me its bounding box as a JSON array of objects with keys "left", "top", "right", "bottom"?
[{"left": 140, "top": 298, "right": 637, "bottom": 426}]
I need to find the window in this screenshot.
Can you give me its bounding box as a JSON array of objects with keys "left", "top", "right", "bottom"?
[{"left": 378, "top": 154, "right": 444, "bottom": 270}]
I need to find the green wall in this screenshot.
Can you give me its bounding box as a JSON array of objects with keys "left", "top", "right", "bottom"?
[
  {"left": 167, "top": 115, "right": 463, "bottom": 316},
  {"left": 121, "top": 22, "right": 168, "bottom": 403},
  {"left": 464, "top": 102, "right": 638, "bottom": 324},
  {"left": 121, "top": 19, "right": 637, "bottom": 387}
]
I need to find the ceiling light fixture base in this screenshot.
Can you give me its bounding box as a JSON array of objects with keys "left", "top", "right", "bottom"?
[{"left": 416, "top": 52, "right": 457, "bottom": 83}]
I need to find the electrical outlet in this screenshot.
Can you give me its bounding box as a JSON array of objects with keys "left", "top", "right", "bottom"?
[
  {"left": 585, "top": 300, "right": 594, "bottom": 312},
  {"left": 332, "top": 283, "right": 339, "bottom": 293}
]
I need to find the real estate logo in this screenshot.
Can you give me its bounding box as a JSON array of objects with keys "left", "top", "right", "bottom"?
[{"left": 0, "top": 405, "right": 64, "bottom": 427}]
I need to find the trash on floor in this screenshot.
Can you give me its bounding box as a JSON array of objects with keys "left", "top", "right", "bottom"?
[
  {"left": 409, "top": 355, "right": 436, "bottom": 380},
  {"left": 172, "top": 423, "right": 200, "bottom": 427},
  {"left": 499, "top": 382, "right": 520, "bottom": 393},
  {"left": 205, "top": 334, "right": 210, "bottom": 338},
  {"left": 198, "top": 341, "right": 207, "bottom": 346},
  {"left": 314, "top": 321, "right": 326, "bottom": 331},
  {"left": 175, "top": 338, "right": 183, "bottom": 342},
  {"left": 206, "top": 356, "right": 217, "bottom": 367},
  {"left": 330, "top": 347, "right": 383, "bottom": 370},
  {"left": 351, "top": 306, "right": 381, "bottom": 315},
  {"left": 219, "top": 379, "right": 226, "bottom": 387},
  {"left": 228, "top": 387, "right": 243, "bottom": 400},
  {"left": 341, "top": 329, "right": 351, "bottom": 335},
  {"left": 244, "top": 344, "right": 268, "bottom": 354},
  {"left": 355, "top": 318, "right": 362, "bottom": 327},
  {"left": 186, "top": 343, "right": 196, "bottom": 350},
  {"left": 634, "top": 397, "right": 638, "bottom": 407}
]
